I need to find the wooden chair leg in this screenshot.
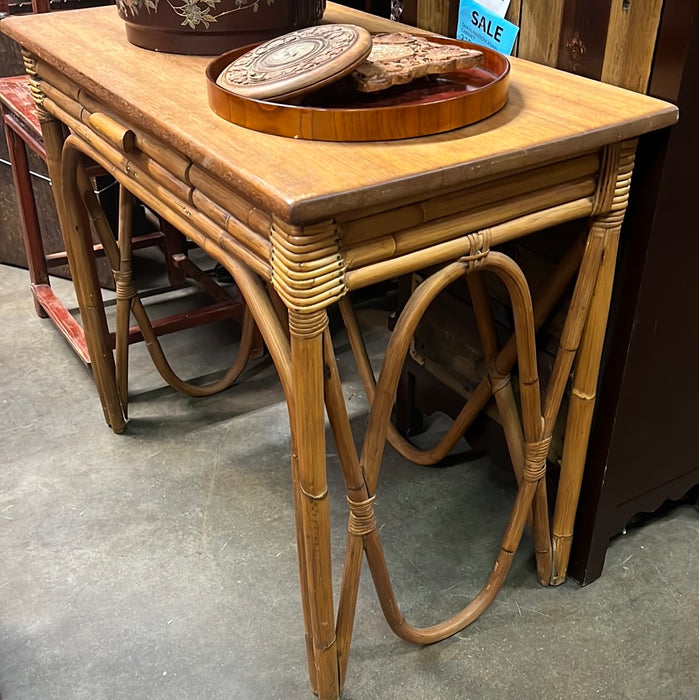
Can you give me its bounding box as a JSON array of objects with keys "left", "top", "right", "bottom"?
[
  {"left": 158, "top": 216, "right": 188, "bottom": 286},
  {"left": 3, "top": 111, "right": 49, "bottom": 316}
]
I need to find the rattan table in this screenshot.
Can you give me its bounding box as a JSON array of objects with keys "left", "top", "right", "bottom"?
[{"left": 1, "top": 5, "right": 677, "bottom": 698}]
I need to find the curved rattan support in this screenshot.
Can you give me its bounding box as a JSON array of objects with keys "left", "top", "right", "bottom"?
[
  {"left": 66, "top": 137, "right": 259, "bottom": 404},
  {"left": 336, "top": 204, "right": 618, "bottom": 635},
  {"left": 369, "top": 252, "right": 545, "bottom": 641},
  {"left": 62, "top": 135, "right": 291, "bottom": 413},
  {"left": 361, "top": 261, "right": 470, "bottom": 489},
  {"left": 127, "top": 299, "right": 259, "bottom": 399},
  {"left": 331, "top": 214, "right": 619, "bottom": 641},
  {"left": 339, "top": 233, "right": 587, "bottom": 468},
  {"left": 325, "top": 252, "right": 552, "bottom": 650}
]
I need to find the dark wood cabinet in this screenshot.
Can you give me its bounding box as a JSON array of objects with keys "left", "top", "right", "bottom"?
[{"left": 569, "top": 0, "right": 699, "bottom": 583}]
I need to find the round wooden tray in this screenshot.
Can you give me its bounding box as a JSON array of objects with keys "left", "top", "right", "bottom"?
[{"left": 206, "top": 36, "right": 510, "bottom": 142}]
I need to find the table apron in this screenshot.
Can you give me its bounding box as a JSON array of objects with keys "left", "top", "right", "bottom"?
[{"left": 30, "top": 56, "right": 616, "bottom": 320}]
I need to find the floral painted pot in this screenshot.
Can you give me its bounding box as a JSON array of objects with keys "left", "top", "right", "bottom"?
[{"left": 117, "top": 0, "right": 327, "bottom": 55}]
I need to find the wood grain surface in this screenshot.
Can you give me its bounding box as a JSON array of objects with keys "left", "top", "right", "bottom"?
[
  {"left": 600, "top": 0, "right": 664, "bottom": 93},
  {"left": 0, "top": 4, "right": 677, "bottom": 224},
  {"left": 416, "top": 0, "right": 453, "bottom": 36},
  {"left": 515, "top": 0, "right": 565, "bottom": 67}
]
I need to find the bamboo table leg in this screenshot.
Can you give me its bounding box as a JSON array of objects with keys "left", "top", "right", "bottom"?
[
  {"left": 269, "top": 215, "right": 345, "bottom": 699},
  {"left": 58, "top": 141, "right": 127, "bottom": 432},
  {"left": 551, "top": 141, "right": 637, "bottom": 584},
  {"left": 185, "top": 247, "right": 325, "bottom": 697},
  {"left": 288, "top": 309, "right": 340, "bottom": 700},
  {"left": 24, "top": 51, "right": 127, "bottom": 432}
]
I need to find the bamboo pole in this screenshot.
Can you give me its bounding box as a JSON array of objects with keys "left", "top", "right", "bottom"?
[
  {"left": 189, "top": 165, "right": 274, "bottom": 239},
  {"left": 346, "top": 198, "right": 594, "bottom": 291},
  {"left": 464, "top": 268, "right": 558, "bottom": 579},
  {"left": 59, "top": 142, "right": 126, "bottom": 432},
  {"left": 552, "top": 231, "right": 620, "bottom": 584},
  {"left": 25, "top": 45, "right": 124, "bottom": 431},
  {"left": 321, "top": 329, "right": 369, "bottom": 691},
  {"left": 466, "top": 269, "right": 555, "bottom": 582},
  {"left": 344, "top": 179, "right": 596, "bottom": 269},
  {"left": 40, "top": 93, "right": 271, "bottom": 279},
  {"left": 341, "top": 154, "right": 599, "bottom": 245},
  {"left": 289, "top": 309, "right": 339, "bottom": 700},
  {"left": 53, "top": 124, "right": 272, "bottom": 280},
  {"left": 87, "top": 111, "right": 136, "bottom": 153},
  {"left": 191, "top": 189, "right": 271, "bottom": 260},
  {"left": 484, "top": 253, "right": 552, "bottom": 584},
  {"left": 34, "top": 58, "right": 81, "bottom": 99},
  {"left": 114, "top": 186, "right": 134, "bottom": 415},
  {"left": 290, "top": 438, "right": 319, "bottom": 696},
  {"left": 467, "top": 271, "right": 526, "bottom": 477},
  {"left": 551, "top": 141, "right": 635, "bottom": 585}
]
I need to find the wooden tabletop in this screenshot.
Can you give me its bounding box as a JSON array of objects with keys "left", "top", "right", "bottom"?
[{"left": 1, "top": 4, "right": 677, "bottom": 225}]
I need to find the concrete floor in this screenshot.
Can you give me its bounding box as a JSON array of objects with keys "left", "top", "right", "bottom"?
[{"left": 1, "top": 262, "right": 697, "bottom": 700}]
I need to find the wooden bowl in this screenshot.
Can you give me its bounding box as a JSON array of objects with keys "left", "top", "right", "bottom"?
[
  {"left": 117, "top": 0, "right": 326, "bottom": 55},
  {"left": 206, "top": 36, "right": 510, "bottom": 141}
]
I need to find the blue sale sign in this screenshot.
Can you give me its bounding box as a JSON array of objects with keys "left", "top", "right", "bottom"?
[{"left": 457, "top": 0, "right": 519, "bottom": 55}]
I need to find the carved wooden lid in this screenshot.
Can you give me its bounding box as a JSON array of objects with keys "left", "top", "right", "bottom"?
[{"left": 216, "top": 23, "right": 372, "bottom": 102}]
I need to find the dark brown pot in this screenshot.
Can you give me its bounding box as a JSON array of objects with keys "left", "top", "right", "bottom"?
[{"left": 117, "top": 0, "right": 327, "bottom": 55}]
